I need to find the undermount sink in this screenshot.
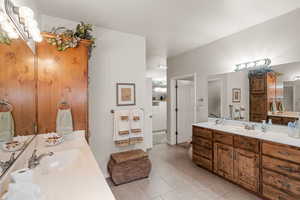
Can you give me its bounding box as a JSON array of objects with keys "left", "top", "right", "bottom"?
[{"left": 37, "top": 148, "right": 81, "bottom": 174}]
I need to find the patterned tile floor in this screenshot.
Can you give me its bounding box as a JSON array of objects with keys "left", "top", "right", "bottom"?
[{"left": 108, "top": 144, "right": 262, "bottom": 200}]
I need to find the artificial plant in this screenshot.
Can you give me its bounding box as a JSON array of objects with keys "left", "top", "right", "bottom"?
[
  {"left": 0, "top": 32, "right": 11, "bottom": 45},
  {"left": 48, "top": 22, "right": 96, "bottom": 57}
]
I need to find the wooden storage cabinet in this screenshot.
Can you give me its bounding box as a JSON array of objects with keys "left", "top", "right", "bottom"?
[
  {"left": 213, "top": 143, "right": 234, "bottom": 181},
  {"left": 192, "top": 126, "right": 213, "bottom": 171},
  {"left": 234, "top": 135, "right": 259, "bottom": 153},
  {"left": 262, "top": 141, "right": 300, "bottom": 200},
  {"left": 249, "top": 72, "right": 276, "bottom": 123},
  {"left": 268, "top": 116, "right": 298, "bottom": 126},
  {"left": 233, "top": 149, "right": 259, "bottom": 192},
  {"left": 193, "top": 126, "right": 300, "bottom": 199}
]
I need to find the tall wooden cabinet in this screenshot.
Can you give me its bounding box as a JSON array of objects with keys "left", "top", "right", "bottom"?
[
  {"left": 249, "top": 72, "right": 276, "bottom": 122},
  {"left": 0, "top": 33, "right": 91, "bottom": 137},
  {"left": 36, "top": 33, "right": 91, "bottom": 134},
  {"left": 0, "top": 40, "right": 36, "bottom": 136}
]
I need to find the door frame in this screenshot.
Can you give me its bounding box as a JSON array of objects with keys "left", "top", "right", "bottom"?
[{"left": 170, "top": 73, "right": 197, "bottom": 145}]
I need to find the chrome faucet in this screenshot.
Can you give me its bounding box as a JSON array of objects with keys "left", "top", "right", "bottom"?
[
  {"left": 0, "top": 153, "right": 15, "bottom": 172},
  {"left": 215, "top": 118, "right": 226, "bottom": 125},
  {"left": 28, "top": 149, "right": 54, "bottom": 169},
  {"left": 244, "top": 123, "right": 256, "bottom": 130}
]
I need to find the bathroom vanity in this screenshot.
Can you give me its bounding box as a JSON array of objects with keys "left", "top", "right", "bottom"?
[
  {"left": 193, "top": 121, "right": 300, "bottom": 200},
  {"left": 0, "top": 132, "right": 116, "bottom": 200}
]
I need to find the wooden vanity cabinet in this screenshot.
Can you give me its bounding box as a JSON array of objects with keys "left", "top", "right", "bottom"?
[
  {"left": 262, "top": 142, "right": 300, "bottom": 200},
  {"left": 213, "top": 143, "right": 234, "bottom": 181},
  {"left": 192, "top": 127, "right": 213, "bottom": 171},
  {"left": 233, "top": 149, "right": 260, "bottom": 193}
]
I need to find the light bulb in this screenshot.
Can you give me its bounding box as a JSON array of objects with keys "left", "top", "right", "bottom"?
[
  {"left": 7, "top": 31, "right": 19, "bottom": 39},
  {"left": 0, "top": 12, "right": 6, "bottom": 23},
  {"left": 1, "top": 21, "right": 14, "bottom": 32},
  {"left": 25, "top": 19, "right": 38, "bottom": 28},
  {"left": 19, "top": 7, "right": 34, "bottom": 19}
]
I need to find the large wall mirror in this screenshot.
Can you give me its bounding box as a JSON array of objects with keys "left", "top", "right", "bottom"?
[
  {"left": 208, "top": 61, "right": 300, "bottom": 126},
  {"left": 0, "top": 38, "right": 36, "bottom": 178}
]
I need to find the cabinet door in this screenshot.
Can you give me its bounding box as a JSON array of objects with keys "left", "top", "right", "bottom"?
[
  {"left": 250, "top": 94, "right": 267, "bottom": 122},
  {"left": 250, "top": 75, "right": 265, "bottom": 93},
  {"left": 214, "top": 143, "right": 234, "bottom": 181},
  {"left": 234, "top": 149, "right": 259, "bottom": 193}
]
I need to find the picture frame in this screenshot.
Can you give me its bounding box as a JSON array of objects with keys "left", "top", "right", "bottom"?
[
  {"left": 232, "top": 88, "right": 241, "bottom": 103},
  {"left": 116, "top": 83, "right": 136, "bottom": 106}
]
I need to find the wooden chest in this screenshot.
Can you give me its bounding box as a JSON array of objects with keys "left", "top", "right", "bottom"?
[{"left": 108, "top": 149, "right": 151, "bottom": 185}]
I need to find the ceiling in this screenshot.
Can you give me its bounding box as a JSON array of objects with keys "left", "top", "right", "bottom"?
[{"left": 36, "top": 0, "right": 300, "bottom": 58}]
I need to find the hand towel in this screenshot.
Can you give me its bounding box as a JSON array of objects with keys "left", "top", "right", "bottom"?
[
  {"left": 129, "top": 109, "right": 144, "bottom": 144},
  {"left": 113, "top": 110, "right": 130, "bottom": 147},
  {"left": 56, "top": 109, "right": 73, "bottom": 135},
  {"left": 0, "top": 112, "right": 14, "bottom": 142}
]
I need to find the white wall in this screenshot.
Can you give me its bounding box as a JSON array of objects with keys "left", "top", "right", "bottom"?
[
  {"left": 40, "top": 15, "right": 148, "bottom": 177},
  {"left": 168, "top": 9, "right": 300, "bottom": 134}
]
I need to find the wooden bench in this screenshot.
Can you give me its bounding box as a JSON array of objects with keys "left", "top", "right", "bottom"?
[{"left": 108, "top": 149, "right": 151, "bottom": 185}]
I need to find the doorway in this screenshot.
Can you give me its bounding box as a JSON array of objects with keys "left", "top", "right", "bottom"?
[
  {"left": 208, "top": 79, "right": 222, "bottom": 118},
  {"left": 170, "top": 74, "right": 197, "bottom": 145}
]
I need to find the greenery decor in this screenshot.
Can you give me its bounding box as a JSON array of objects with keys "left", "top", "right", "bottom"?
[
  {"left": 248, "top": 67, "right": 274, "bottom": 78},
  {"left": 48, "top": 22, "right": 96, "bottom": 57},
  {"left": 0, "top": 32, "right": 11, "bottom": 45}
]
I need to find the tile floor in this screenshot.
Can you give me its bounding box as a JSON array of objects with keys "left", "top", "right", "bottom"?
[{"left": 108, "top": 144, "right": 262, "bottom": 200}]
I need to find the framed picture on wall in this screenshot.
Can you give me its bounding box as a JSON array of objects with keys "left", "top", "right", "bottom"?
[
  {"left": 117, "top": 83, "right": 136, "bottom": 106},
  {"left": 232, "top": 88, "right": 241, "bottom": 103}
]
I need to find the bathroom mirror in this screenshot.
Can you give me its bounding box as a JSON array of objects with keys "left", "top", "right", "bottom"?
[
  {"left": 0, "top": 38, "right": 36, "bottom": 177},
  {"left": 208, "top": 61, "right": 300, "bottom": 126}
]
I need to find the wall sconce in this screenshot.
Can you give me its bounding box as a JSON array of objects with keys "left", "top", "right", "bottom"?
[
  {"left": 235, "top": 58, "right": 271, "bottom": 72},
  {"left": 1, "top": 0, "right": 42, "bottom": 42}
]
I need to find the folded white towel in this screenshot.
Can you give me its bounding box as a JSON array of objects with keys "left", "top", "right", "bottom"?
[
  {"left": 113, "top": 110, "right": 130, "bottom": 146},
  {"left": 129, "top": 109, "right": 144, "bottom": 144},
  {"left": 0, "top": 112, "right": 14, "bottom": 142},
  {"left": 56, "top": 109, "right": 73, "bottom": 135}
]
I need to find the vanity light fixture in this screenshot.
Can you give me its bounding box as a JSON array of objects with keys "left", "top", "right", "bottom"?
[
  {"left": 235, "top": 58, "right": 271, "bottom": 72},
  {"left": 1, "top": 0, "right": 42, "bottom": 42}
]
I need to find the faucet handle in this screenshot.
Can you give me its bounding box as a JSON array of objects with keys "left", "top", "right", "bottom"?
[
  {"left": 9, "top": 152, "right": 15, "bottom": 162},
  {"left": 31, "top": 149, "right": 38, "bottom": 159}
]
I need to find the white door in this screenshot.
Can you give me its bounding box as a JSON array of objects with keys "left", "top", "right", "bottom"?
[
  {"left": 177, "top": 80, "right": 195, "bottom": 144},
  {"left": 145, "top": 78, "right": 153, "bottom": 149}
]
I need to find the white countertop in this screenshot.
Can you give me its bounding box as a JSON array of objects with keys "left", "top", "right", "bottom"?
[
  {"left": 194, "top": 120, "right": 300, "bottom": 148},
  {"left": 31, "top": 132, "right": 116, "bottom": 200}
]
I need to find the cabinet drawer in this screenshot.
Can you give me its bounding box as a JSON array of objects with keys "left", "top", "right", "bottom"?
[
  {"left": 214, "top": 131, "right": 233, "bottom": 145},
  {"left": 262, "top": 156, "right": 300, "bottom": 180},
  {"left": 193, "top": 145, "right": 212, "bottom": 160},
  {"left": 193, "top": 127, "right": 212, "bottom": 140},
  {"left": 263, "top": 184, "right": 296, "bottom": 200},
  {"left": 193, "top": 136, "right": 212, "bottom": 149},
  {"left": 234, "top": 136, "right": 259, "bottom": 153},
  {"left": 262, "top": 142, "right": 300, "bottom": 164},
  {"left": 193, "top": 154, "right": 212, "bottom": 171},
  {"left": 263, "top": 169, "right": 300, "bottom": 197}
]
